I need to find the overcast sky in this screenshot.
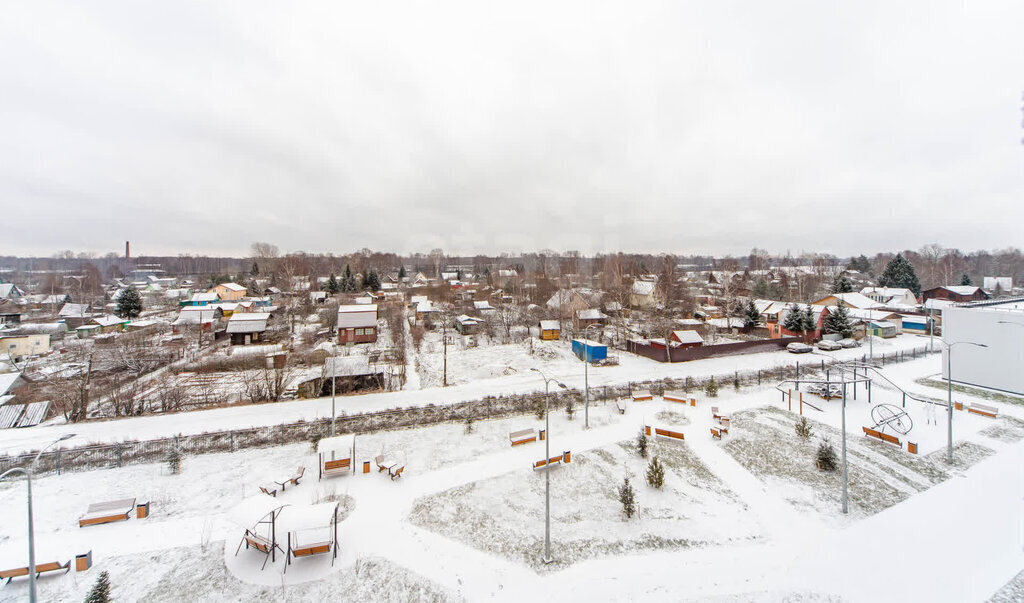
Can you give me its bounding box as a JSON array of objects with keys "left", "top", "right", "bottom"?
[{"left": 2, "top": 1, "right": 1022, "bottom": 259}]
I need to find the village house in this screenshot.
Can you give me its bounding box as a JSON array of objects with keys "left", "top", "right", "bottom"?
[
  {"left": 57, "top": 302, "right": 94, "bottom": 329},
  {"left": 183, "top": 292, "right": 219, "bottom": 306},
  {"left": 812, "top": 292, "right": 881, "bottom": 310},
  {"left": 172, "top": 306, "right": 223, "bottom": 334},
  {"left": 762, "top": 302, "right": 830, "bottom": 340},
  {"left": 454, "top": 314, "right": 484, "bottom": 335},
  {"left": 0, "top": 334, "right": 49, "bottom": 360},
  {"left": 629, "top": 279, "right": 662, "bottom": 309},
  {"left": 337, "top": 304, "right": 378, "bottom": 344},
  {"left": 860, "top": 287, "right": 919, "bottom": 307},
  {"left": 226, "top": 312, "right": 271, "bottom": 345},
  {"left": 546, "top": 288, "right": 602, "bottom": 319},
  {"left": 92, "top": 315, "right": 129, "bottom": 333},
  {"left": 574, "top": 308, "right": 608, "bottom": 330},
  {"left": 921, "top": 285, "right": 989, "bottom": 304},
  {"left": 0, "top": 283, "right": 25, "bottom": 301},
  {"left": 210, "top": 282, "right": 247, "bottom": 301}
]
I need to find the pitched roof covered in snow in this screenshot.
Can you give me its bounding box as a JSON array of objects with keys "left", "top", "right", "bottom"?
[
  {"left": 576, "top": 308, "right": 608, "bottom": 321},
  {"left": 226, "top": 313, "right": 269, "bottom": 334},
  {"left": 337, "top": 305, "right": 377, "bottom": 329},
  {"left": 671, "top": 330, "right": 704, "bottom": 345},
  {"left": 539, "top": 320, "right": 560, "bottom": 331}
]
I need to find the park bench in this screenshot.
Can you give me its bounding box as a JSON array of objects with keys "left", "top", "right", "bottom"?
[
  {"left": 615, "top": 400, "right": 625, "bottom": 414},
  {"left": 664, "top": 391, "right": 693, "bottom": 405},
  {"left": 239, "top": 529, "right": 280, "bottom": 570},
  {"left": 286, "top": 466, "right": 305, "bottom": 487},
  {"left": 710, "top": 427, "right": 722, "bottom": 440},
  {"left": 509, "top": 428, "right": 537, "bottom": 446},
  {"left": 259, "top": 485, "right": 278, "bottom": 498},
  {"left": 389, "top": 465, "right": 405, "bottom": 480},
  {"left": 322, "top": 458, "right": 351, "bottom": 478},
  {"left": 862, "top": 426, "right": 901, "bottom": 447},
  {"left": 632, "top": 390, "right": 653, "bottom": 402},
  {"left": 968, "top": 403, "right": 998, "bottom": 419},
  {"left": 0, "top": 560, "right": 70, "bottom": 584},
  {"left": 712, "top": 407, "right": 729, "bottom": 422},
  {"left": 533, "top": 451, "right": 570, "bottom": 470},
  {"left": 79, "top": 498, "right": 136, "bottom": 527},
  {"left": 652, "top": 427, "right": 685, "bottom": 442}
]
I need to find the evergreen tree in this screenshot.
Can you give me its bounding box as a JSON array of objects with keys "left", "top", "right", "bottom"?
[
  {"left": 802, "top": 305, "right": 816, "bottom": 334},
  {"left": 115, "top": 287, "right": 143, "bottom": 320},
  {"left": 782, "top": 303, "right": 805, "bottom": 333},
  {"left": 815, "top": 439, "right": 838, "bottom": 472},
  {"left": 636, "top": 428, "right": 649, "bottom": 458},
  {"left": 166, "top": 445, "right": 182, "bottom": 475},
  {"left": 456, "top": 269, "right": 464, "bottom": 280},
  {"left": 618, "top": 477, "right": 636, "bottom": 519},
  {"left": 340, "top": 265, "right": 357, "bottom": 292},
  {"left": 363, "top": 270, "right": 381, "bottom": 292},
  {"left": 704, "top": 376, "right": 719, "bottom": 397},
  {"left": 877, "top": 253, "right": 921, "bottom": 297},
  {"left": 752, "top": 278, "right": 770, "bottom": 298},
  {"left": 645, "top": 456, "right": 665, "bottom": 489},
  {"left": 830, "top": 274, "right": 854, "bottom": 293},
  {"left": 250, "top": 262, "right": 259, "bottom": 277},
  {"left": 325, "top": 273, "right": 340, "bottom": 294},
  {"left": 743, "top": 300, "right": 761, "bottom": 329},
  {"left": 398, "top": 266, "right": 407, "bottom": 279},
  {"left": 84, "top": 570, "right": 111, "bottom": 603},
  {"left": 847, "top": 254, "right": 872, "bottom": 274},
  {"left": 795, "top": 416, "right": 813, "bottom": 441},
  {"left": 960, "top": 273, "right": 972, "bottom": 286},
  {"left": 822, "top": 301, "right": 853, "bottom": 338}
]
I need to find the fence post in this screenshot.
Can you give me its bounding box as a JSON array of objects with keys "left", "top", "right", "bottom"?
[
  {"left": 795, "top": 362, "right": 800, "bottom": 390},
  {"left": 821, "top": 359, "right": 824, "bottom": 370},
  {"left": 56, "top": 449, "right": 62, "bottom": 476},
  {"left": 758, "top": 369, "right": 761, "bottom": 386},
  {"left": 116, "top": 444, "right": 123, "bottom": 468},
  {"left": 230, "top": 431, "right": 235, "bottom": 453}
]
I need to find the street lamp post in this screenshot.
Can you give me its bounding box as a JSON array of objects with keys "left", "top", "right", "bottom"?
[
  {"left": 942, "top": 340, "right": 988, "bottom": 464},
  {"left": 330, "top": 345, "right": 337, "bottom": 436},
  {"left": 0, "top": 434, "right": 75, "bottom": 603},
  {"left": 580, "top": 324, "right": 602, "bottom": 429},
  {"left": 531, "top": 368, "right": 567, "bottom": 564}
]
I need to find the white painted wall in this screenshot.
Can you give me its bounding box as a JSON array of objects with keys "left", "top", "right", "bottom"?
[{"left": 941, "top": 305, "right": 1024, "bottom": 395}]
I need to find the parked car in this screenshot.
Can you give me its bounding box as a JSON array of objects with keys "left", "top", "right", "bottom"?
[
  {"left": 817, "top": 340, "right": 842, "bottom": 351},
  {"left": 837, "top": 338, "right": 861, "bottom": 348},
  {"left": 787, "top": 342, "right": 813, "bottom": 354}
]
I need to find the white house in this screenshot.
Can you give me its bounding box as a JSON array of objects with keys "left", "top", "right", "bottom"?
[{"left": 861, "top": 287, "right": 919, "bottom": 307}]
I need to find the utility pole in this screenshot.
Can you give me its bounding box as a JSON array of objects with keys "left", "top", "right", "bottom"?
[{"left": 442, "top": 319, "right": 449, "bottom": 387}]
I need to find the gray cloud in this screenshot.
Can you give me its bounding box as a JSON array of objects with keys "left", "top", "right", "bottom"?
[{"left": 1, "top": 0, "right": 1022, "bottom": 258}]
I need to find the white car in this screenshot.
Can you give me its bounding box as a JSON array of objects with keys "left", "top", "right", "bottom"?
[
  {"left": 817, "top": 340, "right": 842, "bottom": 351},
  {"left": 837, "top": 338, "right": 861, "bottom": 348},
  {"left": 787, "top": 342, "right": 813, "bottom": 354}
]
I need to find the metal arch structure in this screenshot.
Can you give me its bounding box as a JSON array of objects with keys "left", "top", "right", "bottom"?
[{"left": 870, "top": 403, "right": 914, "bottom": 435}]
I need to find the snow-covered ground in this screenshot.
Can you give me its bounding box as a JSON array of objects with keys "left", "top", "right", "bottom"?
[{"left": 1, "top": 336, "right": 1022, "bottom": 601}]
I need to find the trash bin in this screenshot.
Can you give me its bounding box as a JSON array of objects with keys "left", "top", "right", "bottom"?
[
  {"left": 363, "top": 460, "right": 370, "bottom": 474},
  {"left": 136, "top": 501, "right": 150, "bottom": 519},
  {"left": 76, "top": 551, "right": 92, "bottom": 572}
]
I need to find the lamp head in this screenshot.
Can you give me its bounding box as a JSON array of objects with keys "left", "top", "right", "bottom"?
[
  {"left": 530, "top": 368, "right": 540, "bottom": 374},
  {"left": 57, "top": 434, "right": 75, "bottom": 442},
  {"left": 557, "top": 382, "right": 568, "bottom": 390}
]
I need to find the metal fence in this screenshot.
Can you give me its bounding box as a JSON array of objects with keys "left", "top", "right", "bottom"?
[{"left": 1, "top": 344, "right": 937, "bottom": 477}]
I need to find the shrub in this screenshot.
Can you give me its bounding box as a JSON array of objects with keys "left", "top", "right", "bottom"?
[
  {"left": 636, "top": 428, "right": 649, "bottom": 458},
  {"left": 704, "top": 377, "right": 719, "bottom": 398},
  {"left": 618, "top": 477, "right": 636, "bottom": 519},
  {"left": 464, "top": 417, "right": 474, "bottom": 434},
  {"left": 565, "top": 396, "right": 575, "bottom": 420},
  {"left": 795, "top": 416, "right": 813, "bottom": 441},
  {"left": 533, "top": 396, "right": 546, "bottom": 420},
  {"left": 645, "top": 456, "right": 665, "bottom": 489},
  {"left": 816, "top": 439, "right": 838, "bottom": 472}
]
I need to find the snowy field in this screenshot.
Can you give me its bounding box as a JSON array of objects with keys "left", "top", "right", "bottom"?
[{"left": 1, "top": 340, "right": 1022, "bottom": 601}]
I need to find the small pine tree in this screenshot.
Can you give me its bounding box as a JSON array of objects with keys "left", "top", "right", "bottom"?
[
  {"left": 618, "top": 477, "right": 636, "bottom": 519},
  {"left": 795, "top": 416, "right": 813, "bottom": 441},
  {"left": 84, "top": 570, "right": 111, "bottom": 603},
  {"left": 816, "top": 439, "right": 838, "bottom": 472},
  {"left": 802, "top": 305, "right": 816, "bottom": 334},
  {"left": 704, "top": 376, "right": 719, "bottom": 398},
  {"left": 960, "top": 273, "right": 972, "bottom": 286},
  {"left": 645, "top": 456, "right": 665, "bottom": 489},
  {"left": 116, "top": 287, "right": 143, "bottom": 320},
  {"left": 166, "top": 445, "right": 182, "bottom": 475},
  {"left": 464, "top": 417, "right": 474, "bottom": 434},
  {"left": 743, "top": 300, "right": 760, "bottom": 329},
  {"left": 398, "top": 266, "right": 407, "bottom": 279},
  {"left": 636, "top": 428, "right": 649, "bottom": 458}
]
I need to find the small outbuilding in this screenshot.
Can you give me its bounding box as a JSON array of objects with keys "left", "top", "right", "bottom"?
[{"left": 539, "top": 320, "right": 560, "bottom": 341}]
